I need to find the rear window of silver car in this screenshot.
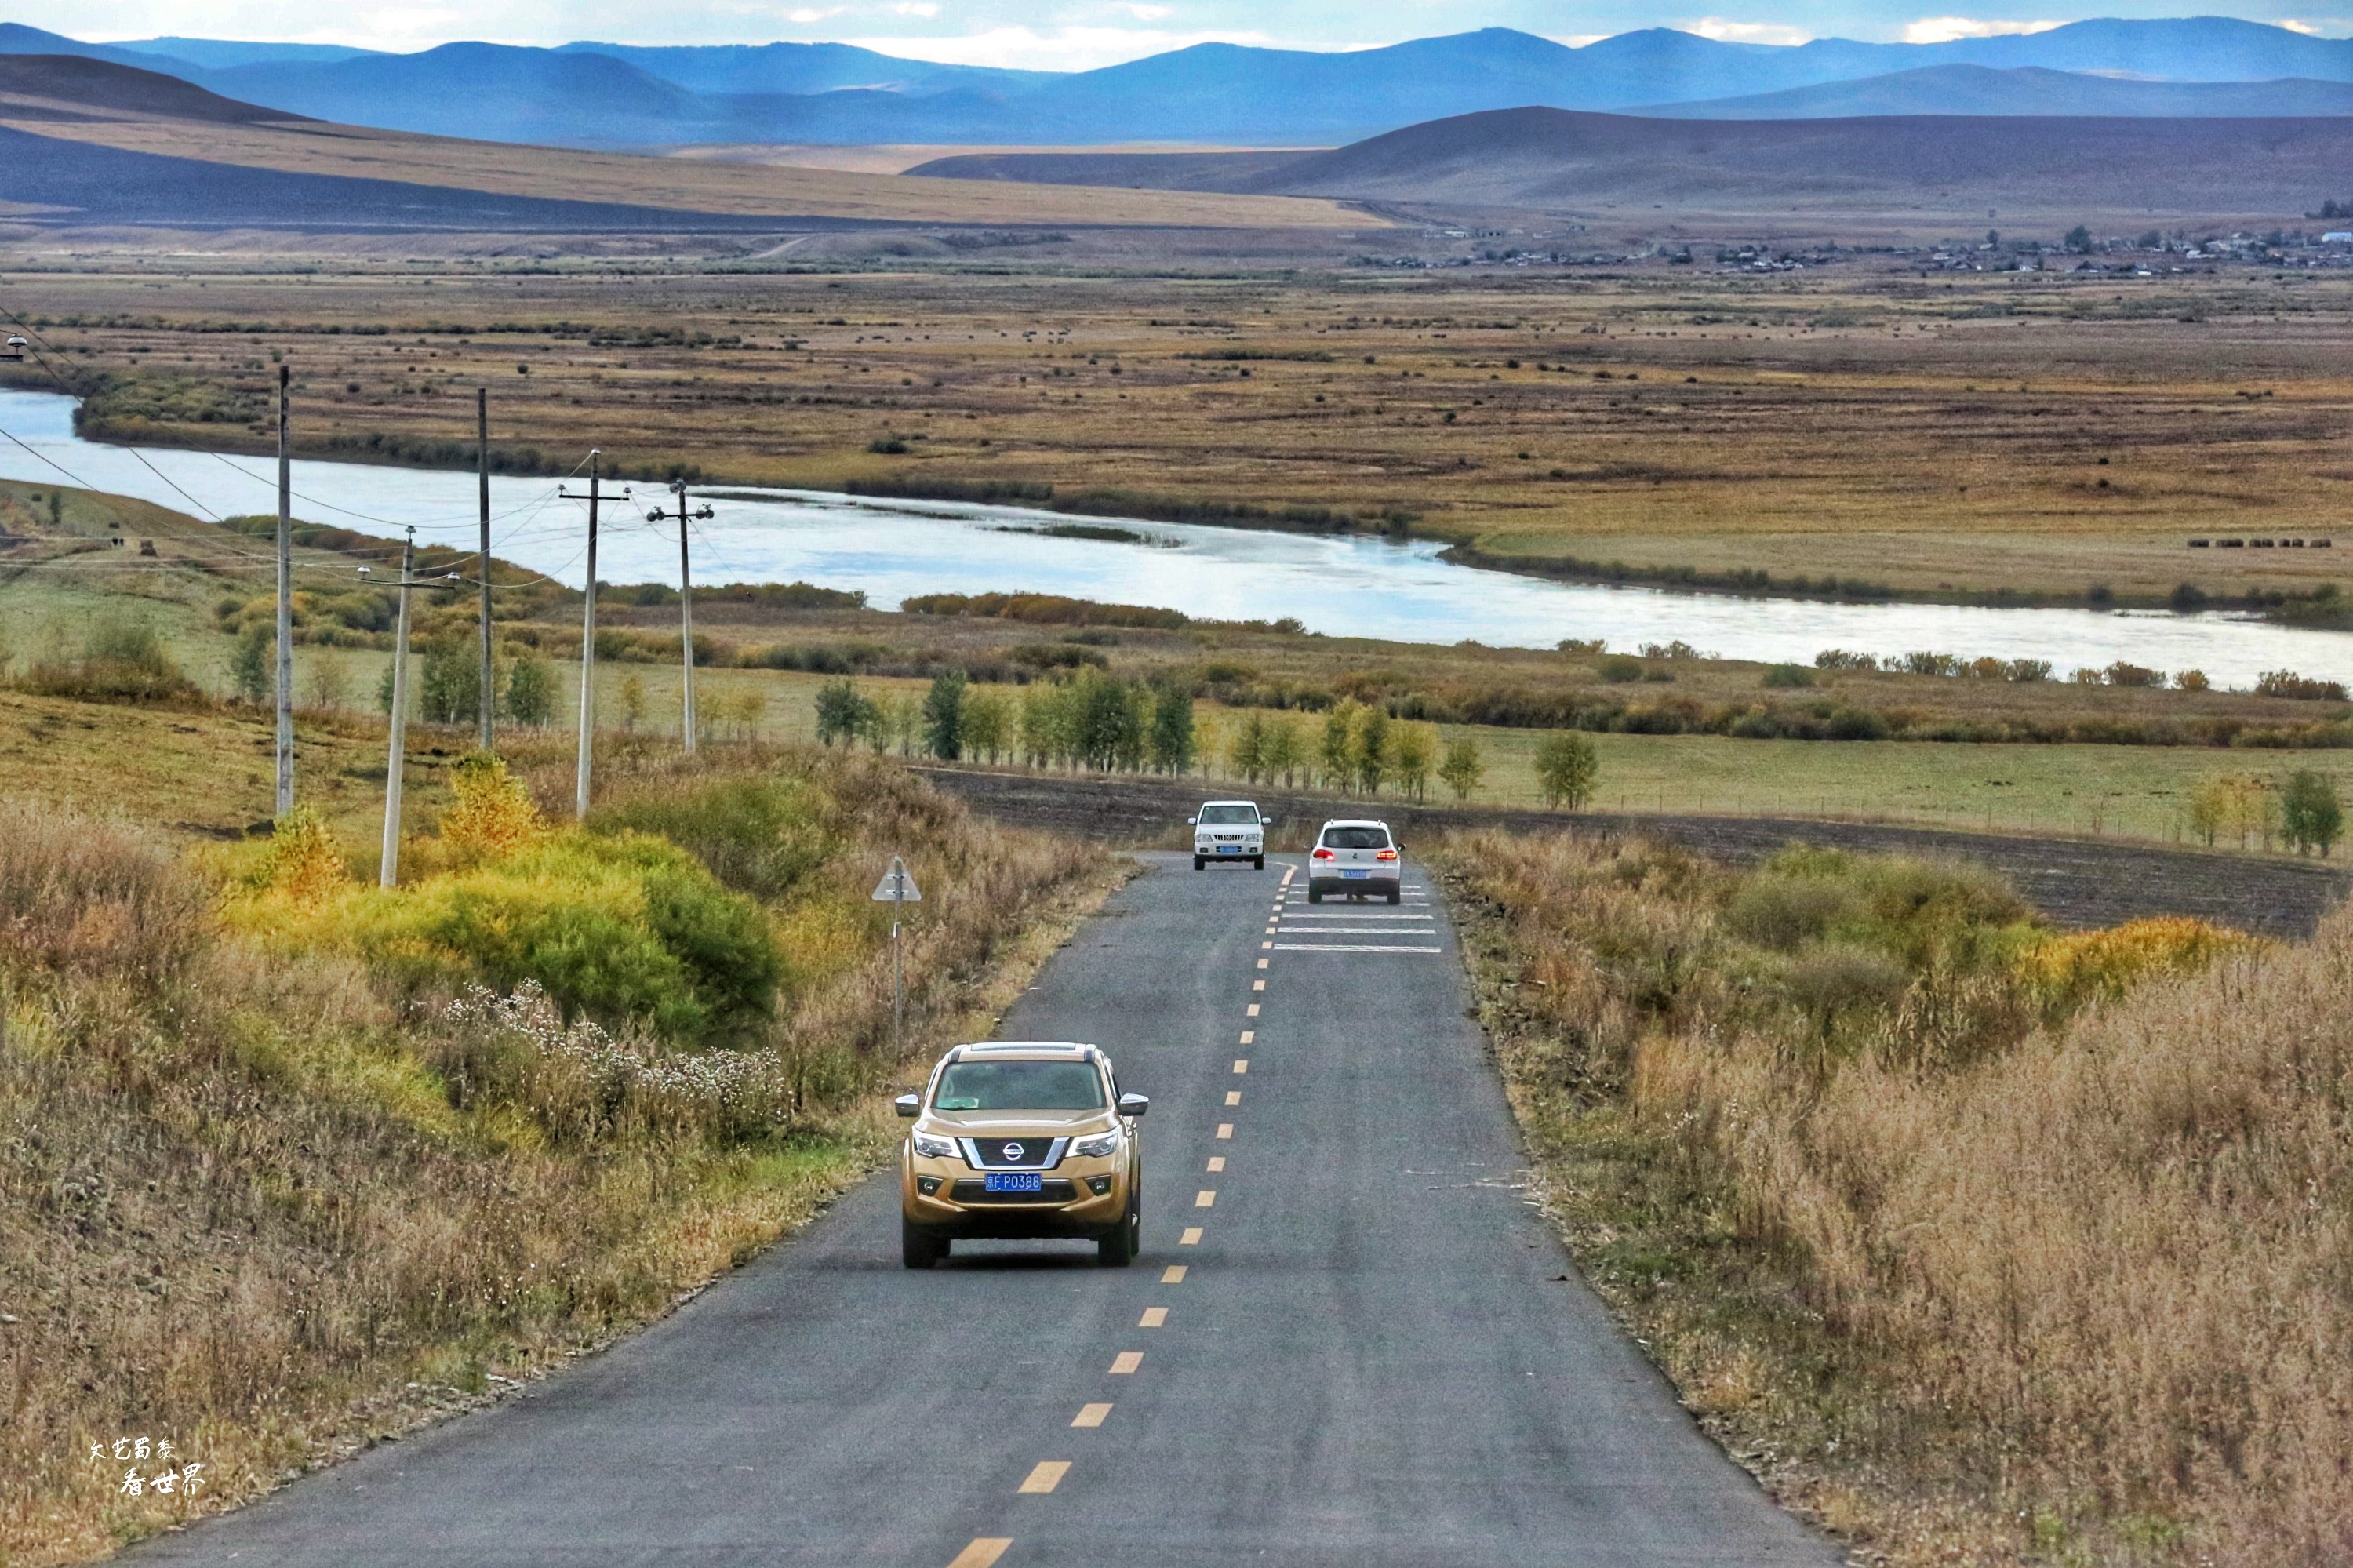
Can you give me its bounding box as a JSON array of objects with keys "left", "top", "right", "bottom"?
[
  {"left": 1320, "top": 826, "right": 1391, "bottom": 849},
  {"left": 933, "top": 1060, "right": 1107, "bottom": 1112},
  {"left": 1198, "top": 804, "right": 1259, "bottom": 824}
]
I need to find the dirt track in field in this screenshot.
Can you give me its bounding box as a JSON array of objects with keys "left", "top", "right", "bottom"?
[{"left": 916, "top": 766, "right": 2351, "bottom": 937}]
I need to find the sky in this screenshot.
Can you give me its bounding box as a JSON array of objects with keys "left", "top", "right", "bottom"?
[{"left": 61, "top": 2, "right": 2353, "bottom": 70}]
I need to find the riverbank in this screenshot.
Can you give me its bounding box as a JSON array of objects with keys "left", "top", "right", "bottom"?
[{"left": 10, "top": 257, "right": 2353, "bottom": 618}]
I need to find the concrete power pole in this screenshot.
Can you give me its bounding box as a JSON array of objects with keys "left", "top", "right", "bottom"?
[
  {"left": 561, "top": 453, "right": 606, "bottom": 820},
  {"left": 275, "top": 363, "right": 293, "bottom": 818},
  {"left": 477, "top": 388, "right": 494, "bottom": 754},
  {"left": 646, "top": 480, "right": 714, "bottom": 753},
  {"left": 380, "top": 528, "right": 416, "bottom": 888}
]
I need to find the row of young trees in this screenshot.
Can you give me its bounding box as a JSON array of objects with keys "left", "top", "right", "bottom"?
[
  {"left": 816, "top": 671, "right": 1602, "bottom": 808},
  {"left": 2186, "top": 770, "right": 2344, "bottom": 856}
]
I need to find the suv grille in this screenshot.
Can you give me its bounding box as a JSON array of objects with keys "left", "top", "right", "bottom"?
[
  {"left": 962, "top": 1137, "right": 1067, "bottom": 1170},
  {"left": 952, "top": 1178, "right": 1078, "bottom": 1205}
]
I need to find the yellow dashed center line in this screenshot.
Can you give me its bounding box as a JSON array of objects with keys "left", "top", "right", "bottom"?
[
  {"left": 1180, "top": 1226, "right": 1204, "bottom": 1245},
  {"left": 1162, "top": 1264, "right": 1187, "bottom": 1283},
  {"left": 1216, "top": 1122, "right": 1233, "bottom": 1139},
  {"left": 1018, "top": 1461, "right": 1071, "bottom": 1494},
  {"left": 1246, "top": 1003, "right": 1260, "bottom": 1017},
  {"left": 1072, "top": 1402, "right": 1113, "bottom": 1428},
  {"left": 1140, "top": 1307, "right": 1169, "bottom": 1328},
  {"left": 1253, "top": 978, "right": 1266, "bottom": 991},
  {"left": 1225, "top": 1090, "right": 1241, "bottom": 1106},
  {"left": 1195, "top": 1189, "right": 1217, "bottom": 1207},
  {"left": 1206, "top": 1156, "right": 1226, "bottom": 1172},
  {"left": 1110, "top": 1351, "right": 1144, "bottom": 1374},
  {"left": 1232, "top": 1059, "right": 1248, "bottom": 1074},
  {"left": 1260, "top": 940, "right": 1273, "bottom": 950},
  {"left": 1257, "top": 958, "right": 1269, "bottom": 970},
  {"left": 946, "top": 1539, "right": 1011, "bottom": 1568},
  {"left": 1238, "top": 1030, "right": 1254, "bottom": 1045}
]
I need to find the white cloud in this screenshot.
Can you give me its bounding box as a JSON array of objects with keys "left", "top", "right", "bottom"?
[
  {"left": 1682, "top": 16, "right": 1813, "bottom": 45},
  {"left": 1116, "top": 3, "right": 1175, "bottom": 19},
  {"left": 886, "top": 1, "right": 939, "bottom": 14},
  {"left": 1900, "top": 16, "right": 2064, "bottom": 45},
  {"left": 839, "top": 24, "right": 1285, "bottom": 70}
]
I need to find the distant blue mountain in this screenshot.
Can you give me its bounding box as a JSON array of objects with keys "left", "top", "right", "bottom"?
[
  {"left": 551, "top": 40, "right": 1044, "bottom": 96},
  {"left": 115, "top": 37, "right": 380, "bottom": 69},
  {"left": 9, "top": 16, "right": 2353, "bottom": 148},
  {"left": 1637, "top": 64, "right": 2353, "bottom": 118}
]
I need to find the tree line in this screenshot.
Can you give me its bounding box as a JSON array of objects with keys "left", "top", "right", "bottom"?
[{"left": 816, "top": 670, "right": 1600, "bottom": 808}]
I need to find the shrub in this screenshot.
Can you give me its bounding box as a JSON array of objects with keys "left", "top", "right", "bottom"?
[
  {"left": 2013, "top": 916, "right": 2258, "bottom": 1017},
  {"left": 1598, "top": 656, "right": 1646, "bottom": 683},
  {"left": 504, "top": 653, "right": 555, "bottom": 726},
  {"left": 1814, "top": 649, "right": 1878, "bottom": 671},
  {"left": 2103, "top": 660, "right": 2165, "bottom": 688},
  {"left": 1438, "top": 736, "right": 1485, "bottom": 802},
  {"left": 440, "top": 752, "right": 544, "bottom": 863},
  {"left": 230, "top": 624, "right": 271, "bottom": 704},
  {"left": 1762, "top": 663, "right": 1814, "bottom": 689},
  {"left": 1533, "top": 731, "right": 1599, "bottom": 809},
  {"left": 2258, "top": 668, "right": 2349, "bottom": 701},
  {"left": 922, "top": 669, "right": 968, "bottom": 760},
  {"left": 0, "top": 802, "right": 209, "bottom": 984},
  {"left": 2282, "top": 769, "right": 2344, "bottom": 857},
  {"left": 16, "top": 613, "right": 202, "bottom": 704}
]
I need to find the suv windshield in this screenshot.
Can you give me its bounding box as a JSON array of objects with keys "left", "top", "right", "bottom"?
[
  {"left": 1322, "top": 826, "right": 1391, "bottom": 850},
  {"left": 933, "top": 1060, "right": 1107, "bottom": 1112},
  {"left": 1198, "top": 805, "right": 1259, "bottom": 825}
]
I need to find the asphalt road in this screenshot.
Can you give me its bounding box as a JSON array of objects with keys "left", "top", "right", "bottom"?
[{"left": 134, "top": 853, "right": 1839, "bottom": 1568}]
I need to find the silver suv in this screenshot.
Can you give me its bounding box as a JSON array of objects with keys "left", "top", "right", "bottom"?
[
  {"left": 1308, "top": 819, "right": 1401, "bottom": 904},
  {"left": 1191, "top": 800, "right": 1265, "bottom": 870}
]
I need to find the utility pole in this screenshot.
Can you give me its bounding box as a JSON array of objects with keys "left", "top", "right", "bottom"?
[
  {"left": 380, "top": 528, "right": 416, "bottom": 888},
  {"left": 476, "top": 387, "right": 493, "bottom": 754},
  {"left": 275, "top": 363, "right": 293, "bottom": 818},
  {"left": 646, "top": 480, "right": 714, "bottom": 753},
  {"left": 558, "top": 453, "right": 610, "bottom": 820}
]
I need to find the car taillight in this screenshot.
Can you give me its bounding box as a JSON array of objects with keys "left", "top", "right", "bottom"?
[
  {"left": 1376, "top": 849, "right": 1398, "bottom": 861},
  {"left": 1311, "top": 848, "right": 1335, "bottom": 860}
]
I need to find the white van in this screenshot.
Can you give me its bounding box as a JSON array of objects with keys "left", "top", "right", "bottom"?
[{"left": 1191, "top": 801, "right": 1265, "bottom": 870}]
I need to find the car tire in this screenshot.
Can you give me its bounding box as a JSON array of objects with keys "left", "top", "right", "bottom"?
[
  {"left": 1387, "top": 887, "right": 1402, "bottom": 905},
  {"left": 1098, "top": 1186, "right": 1140, "bottom": 1267},
  {"left": 1307, "top": 887, "right": 1322, "bottom": 904},
  {"left": 1253, "top": 857, "right": 1265, "bottom": 871},
  {"left": 1193, "top": 855, "right": 1205, "bottom": 871},
  {"left": 901, "top": 1216, "right": 945, "bottom": 1270}
]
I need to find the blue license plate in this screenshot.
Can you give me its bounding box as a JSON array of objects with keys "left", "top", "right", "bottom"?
[
  {"left": 1342, "top": 868, "right": 1370, "bottom": 879},
  {"left": 984, "top": 1172, "right": 1043, "bottom": 1193},
  {"left": 1217, "top": 846, "right": 1239, "bottom": 854}
]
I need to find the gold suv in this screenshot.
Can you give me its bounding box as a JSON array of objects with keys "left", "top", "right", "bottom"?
[{"left": 896, "top": 1042, "right": 1147, "bottom": 1268}]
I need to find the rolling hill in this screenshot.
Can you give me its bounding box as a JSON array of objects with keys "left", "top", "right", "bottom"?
[
  {"left": 911, "top": 105, "right": 2353, "bottom": 223},
  {"left": 0, "top": 54, "right": 1368, "bottom": 231},
  {"left": 13, "top": 19, "right": 2353, "bottom": 149}
]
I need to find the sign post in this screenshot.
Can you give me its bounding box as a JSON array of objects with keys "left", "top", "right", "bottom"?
[{"left": 870, "top": 857, "right": 922, "bottom": 1053}]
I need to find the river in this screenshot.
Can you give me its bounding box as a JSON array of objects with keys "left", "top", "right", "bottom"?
[{"left": 1, "top": 387, "right": 2344, "bottom": 688}]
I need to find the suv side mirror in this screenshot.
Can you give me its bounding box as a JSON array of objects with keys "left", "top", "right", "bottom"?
[
  {"left": 1186, "top": 817, "right": 1198, "bottom": 825},
  {"left": 893, "top": 1093, "right": 921, "bottom": 1118},
  {"left": 1117, "top": 1093, "right": 1150, "bottom": 1118}
]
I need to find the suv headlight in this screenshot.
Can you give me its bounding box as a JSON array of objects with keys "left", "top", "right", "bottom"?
[
  {"left": 911, "top": 1131, "right": 960, "bottom": 1161},
  {"left": 1071, "top": 1130, "right": 1121, "bottom": 1159}
]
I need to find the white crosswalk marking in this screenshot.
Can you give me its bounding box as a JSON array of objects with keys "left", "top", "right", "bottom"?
[{"left": 1271, "top": 942, "right": 1442, "bottom": 953}]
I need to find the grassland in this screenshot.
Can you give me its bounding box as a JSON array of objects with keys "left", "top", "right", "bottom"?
[
  {"left": 6, "top": 472, "right": 2350, "bottom": 859},
  {"left": 1439, "top": 827, "right": 2353, "bottom": 1566},
  {"left": 10, "top": 256, "right": 2353, "bottom": 611}
]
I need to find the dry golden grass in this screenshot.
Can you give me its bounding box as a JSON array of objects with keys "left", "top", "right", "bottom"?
[
  {"left": 0, "top": 751, "right": 1114, "bottom": 1566},
  {"left": 1441, "top": 828, "right": 2353, "bottom": 1565},
  {"left": 0, "top": 107, "right": 1365, "bottom": 228},
  {"left": 11, "top": 261, "right": 2353, "bottom": 605}
]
